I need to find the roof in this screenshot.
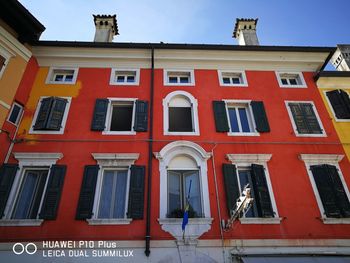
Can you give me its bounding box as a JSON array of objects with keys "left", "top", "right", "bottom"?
[
  {"left": 233, "top": 18, "right": 258, "bottom": 38},
  {"left": 0, "top": 0, "right": 45, "bottom": 43},
  {"left": 93, "top": 14, "right": 119, "bottom": 35}
]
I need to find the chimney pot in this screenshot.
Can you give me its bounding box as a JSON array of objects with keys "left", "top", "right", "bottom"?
[
  {"left": 233, "top": 18, "right": 259, "bottom": 46},
  {"left": 93, "top": 14, "right": 119, "bottom": 42}
]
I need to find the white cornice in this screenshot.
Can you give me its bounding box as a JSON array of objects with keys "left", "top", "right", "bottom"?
[
  {"left": 0, "top": 26, "right": 32, "bottom": 61},
  {"left": 226, "top": 154, "right": 272, "bottom": 164},
  {"left": 91, "top": 153, "right": 139, "bottom": 167},
  {"left": 13, "top": 152, "right": 63, "bottom": 166},
  {"left": 299, "top": 154, "right": 344, "bottom": 164}
]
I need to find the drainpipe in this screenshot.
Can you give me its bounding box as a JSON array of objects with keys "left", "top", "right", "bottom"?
[{"left": 145, "top": 46, "right": 154, "bottom": 257}]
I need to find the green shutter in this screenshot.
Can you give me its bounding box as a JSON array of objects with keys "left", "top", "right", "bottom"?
[
  {"left": 222, "top": 163, "right": 240, "bottom": 215},
  {"left": 0, "top": 164, "right": 18, "bottom": 218},
  {"left": 134, "top": 100, "right": 148, "bottom": 132},
  {"left": 91, "top": 99, "right": 109, "bottom": 131},
  {"left": 213, "top": 101, "right": 229, "bottom": 132},
  {"left": 251, "top": 101, "right": 270, "bottom": 132},
  {"left": 302, "top": 103, "right": 322, "bottom": 134},
  {"left": 76, "top": 165, "right": 99, "bottom": 220},
  {"left": 39, "top": 165, "right": 66, "bottom": 220},
  {"left": 33, "top": 97, "right": 54, "bottom": 130},
  {"left": 251, "top": 164, "right": 274, "bottom": 218},
  {"left": 46, "top": 98, "right": 68, "bottom": 130},
  {"left": 327, "top": 90, "right": 350, "bottom": 119},
  {"left": 340, "top": 89, "right": 350, "bottom": 117},
  {"left": 127, "top": 165, "right": 145, "bottom": 219}
]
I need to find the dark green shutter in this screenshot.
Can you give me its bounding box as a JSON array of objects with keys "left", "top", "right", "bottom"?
[
  {"left": 127, "top": 165, "right": 145, "bottom": 219},
  {"left": 91, "top": 99, "right": 109, "bottom": 131},
  {"left": 326, "top": 90, "right": 350, "bottom": 119},
  {"left": 213, "top": 101, "right": 229, "bottom": 132},
  {"left": 46, "top": 98, "right": 68, "bottom": 130},
  {"left": 289, "top": 103, "right": 322, "bottom": 134},
  {"left": 33, "top": 97, "right": 54, "bottom": 130},
  {"left": 222, "top": 164, "right": 240, "bottom": 215},
  {"left": 251, "top": 164, "right": 274, "bottom": 217},
  {"left": 251, "top": 101, "right": 270, "bottom": 132},
  {"left": 76, "top": 165, "right": 99, "bottom": 220},
  {"left": 39, "top": 165, "right": 66, "bottom": 220},
  {"left": 134, "top": 100, "right": 148, "bottom": 132},
  {"left": 0, "top": 164, "right": 18, "bottom": 218}
]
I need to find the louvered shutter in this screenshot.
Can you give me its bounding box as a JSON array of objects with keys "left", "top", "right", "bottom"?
[
  {"left": 327, "top": 90, "right": 350, "bottom": 119},
  {"left": 0, "top": 164, "right": 18, "bottom": 217},
  {"left": 222, "top": 164, "right": 240, "bottom": 215},
  {"left": 127, "top": 165, "right": 145, "bottom": 219},
  {"left": 134, "top": 100, "right": 148, "bottom": 132},
  {"left": 213, "top": 101, "right": 229, "bottom": 132},
  {"left": 251, "top": 101, "right": 270, "bottom": 132},
  {"left": 302, "top": 103, "right": 322, "bottom": 134},
  {"left": 33, "top": 97, "right": 54, "bottom": 130},
  {"left": 91, "top": 99, "right": 109, "bottom": 131},
  {"left": 46, "top": 98, "right": 67, "bottom": 130}
]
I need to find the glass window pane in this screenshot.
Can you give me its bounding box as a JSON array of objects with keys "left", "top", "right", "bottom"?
[
  {"left": 281, "top": 78, "right": 288, "bottom": 85},
  {"left": 126, "top": 76, "right": 135, "bottom": 83},
  {"left": 232, "top": 77, "right": 241, "bottom": 84},
  {"left": 228, "top": 108, "right": 240, "bottom": 132},
  {"left": 180, "top": 77, "right": 189, "bottom": 83},
  {"left": 98, "top": 171, "right": 114, "bottom": 218},
  {"left": 169, "top": 76, "right": 178, "bottom": 83},
  {"left": 168, "top": 107, "right": 193, "bottom": 132},
  {"left": 238, "top": 170, "right": 258, "bottom": 218},
  {"left": 113, "top": 170, "right": 128, "bottom": 218},
  {"left": 9, "top": 104, "right": 21, "bottom": 124},
  {"left": 116, "top": 76, "right": 125, "bottom": 82},
  {"left": 65, "top": 75, "right": 73, "bottom": 82},
  {"left": 289, "top": 78, "right": 297, "bottom": 85},
  {"left": 184, "top": 171, "right": 202, "bottom": 217},
  {"left": 54, "top": 75, "right": 64, "bottom": 81},
  {"left": 238, "top": 108, "right": 251, "bottom": 132},
  {"left": 168, "top": 171, "right": 181, "bottom": 217},
  {"left": 223, "top": 77, "right": 230, "bottom": 84}
]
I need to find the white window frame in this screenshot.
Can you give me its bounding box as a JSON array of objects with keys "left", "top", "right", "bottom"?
[
  {"left": 163, "top": 91, "right": 200, "bottom": 136},
  {"left": 276, "top": 71, "right": 306, "bottom": 88},
  {"left": 87, "top": 153, "right": 139, "bottom": 225},
  {"left": 7, "top": 102, "right": 23, "bottom": 126},
  {"left": 0, "top": 45, "right": 13, "bottom": 79},
  {"left": 46, "top": 67, "right": 79, "bottom": 84},
  {"left": 218, "top": 70, "right": 248, "bottom": 87},
  {"left": 226, "top": 154, "right": 282, "bottom": 224},
  {"left": 164, "top": 69, "right": 195, "bottom": 86},
  {"left": 223, "top": 99, "right": 259, "bottom": 136},
  {"left": 0, "top": 152, "right": 63, "bottom": 226},
  {"left": 102, "top": 97, "right": 137, "bottom": 135},
  {"left": 323, "top": 90, "right": 350, "bottom": 122},
  {"left": 29, "top": 96, "right": 72, "bottom": 135},
  {"left": 285, "top": 100, "right": 327, "bottom": 137},
  {"left": 109, "top": 68, "right": 140, "bottom": 86},
  {"left": 299, "top": 154, "right": 350, "bottom": 224}
]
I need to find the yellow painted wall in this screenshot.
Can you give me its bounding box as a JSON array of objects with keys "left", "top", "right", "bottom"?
[{"left": 317, "top": 77, "right": 350, "bottom": 161}]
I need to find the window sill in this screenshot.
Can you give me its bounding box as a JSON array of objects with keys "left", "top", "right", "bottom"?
[
  {"left": 0, "top": 219, "right": 44, "bottom": 226},
  {"left": 227, "top": 132, "right": 260, "bottom": 137},
  {"left": 164, "top": 131, "right": 200, "bottom": 136},
  {"left": 102, "top": 131, "right": 136, "bottom": 135},
  {"left": 29, "top": 129, "right": 64, "bottom": 135},
  {"left": 109, "top": 82, "right": 139, "bottom": 86},
  {"left": 294, "top": 132, "right": 327, "bottom": 137},
  {"left": 279, "top": 85, "right": 307, "bottom": 88},
  {"left": 322, "top": 218, "right": 350, "bottom": 224},
  {"left": 220, "top": 84, "right": 248, "bottom": 87},
  {"left": 46, "top": 81, "right": 77, "bottom": 85},
  {"left": 86, "top": 218, "right": 132, "bottom": 225},
  {"left": 333, "top": 118, "right": 350, "bottom": 123},
  {"left": 239, "top": 217, "right": 282, "bottom": 224},
  {"left": 164, "top": 83, "right": 195, "bottom": 86}
]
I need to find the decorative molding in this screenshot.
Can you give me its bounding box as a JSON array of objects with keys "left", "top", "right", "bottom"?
[
  {"left": 226, "top": 154, "right": 272, "bottom": 164},
  {"left": 299, "top": 154, "right": 344, "bottom": 164},
  {"left": 155, "top": 141, "right": 211, "bottom": 161},
  {"left": 239, "top": 217, "right": 282, "bottom": 224},
  {"left": 87, "top": 218, "right": 132, "bottom": 225},
  {"left": 0, "top": 99, "right": 11, "bottom": 110},
  {"left": 0, "top": 219, "right": 43, "bottom": 226},
  {"left": 322, "top": 218, "right": 350, "bottom": 224},
  {"left": 0, "top": 26, "right": 32, "bottom": 61},
  {"left": 13, "top": 152, "right": 63, "bottom": 166},
  {"left": 92, "top": 153, "right": 139, "bottom": 166}
]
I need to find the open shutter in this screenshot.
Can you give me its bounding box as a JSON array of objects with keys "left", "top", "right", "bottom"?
[
  {"left": 0, "top": 164, "right": 18, "bottom": 218},
  {"left": 33, "top": 97, "right": 53, "bottom": 130},
  {"left": 76, "top": 165, "right": 99, "bottom": 220},
  {"left": 222, "top": 164, "right": 240, "bottom": 215},
  {"left": 46, "top": 98, "right": 67, "bottom": 130},
  {"left": 127, "top": 165, "right": 145, "bottom": 219},
  {"left": 39, "top": 165, "right": 66, "bottom": 220},
  {"left": 326, "top": 90, "right": 350, "bottom": 119},
  {"left": 91, "top": 99, "right": 109, "bottom": 131},
  {"left": 213, "top": 101, "right": 229, "bottom": 132},
  {"left": 251, "top": 101, "right": 270, "bottom": 132},
  {"left": 311, "top": 165, "right": 342, "bottom": 218},
  {"left": 251, "top": 164, "right": 274, "bottom": 217},
  {"left": 134, "top": 100, "right": 148, "bottom": 132}
]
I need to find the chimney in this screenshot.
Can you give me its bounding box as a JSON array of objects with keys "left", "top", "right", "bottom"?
[
  {"left": 233, "top": 18, "right": 259, "bottom": 46},
  {"left": 331, "top": 45, "right": 350, "bottom": 71},
  {"left": 93, "top": 15, "right": 119, "bottom": 42}
]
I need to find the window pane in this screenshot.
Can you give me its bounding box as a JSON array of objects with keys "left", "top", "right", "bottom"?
[
  {"left": 238, "top": 108, "right": 251, "bottom": 132},
  {"left": 223, "top": 77, "right": 230, "bottom": 84},
  {"left": 232, "top": 77, "right": 240, "bottom": 84},
  {"left": 126, "top": 76, "right": 135, "bottom": 83},
  {"left": 169, "top": 107, "right": 193, "bottom": 132},
  {"left": 110, "top": 104, "right": 133, "bottom": 131},
  {"left": 169, "top": 76, "right": 178, "bottom": 83},
  {"left": 168, "top": 171, "right": 181, "bottom": 217},
  {"left": 238, "top": 170, "right": 259, "bottom": 218},
  {"left": 228, "top": 108, "right": 240, "bottom": 132},
  {"left": 180, "top": 77, "right": 189, "bottom": 83},
  {"left": 54, "top": 75, "right": 64, "bottom": 81},
  {"left": 116, "top": 76, "right": 125, "bottom": 82},
  {"left": 64, "top": 75, "right": 73, "bottom": 82},
  {"left": 98, "top": 171, "right": 114, "bottom": 218},
  {"left": 184, "top": 171, "right": 202, "bottom": 217},
  {"left": 113, "top": 171, "right": 128, "bottom": 218},
  {"left": 9, "top": 104, "right": 21, "bottom": 124},
  {"left": 281, "top": 78, "right": 288, "bottom": 85},
  {"left": 289, "top": 78, "right": 297, "bottom": 85}
]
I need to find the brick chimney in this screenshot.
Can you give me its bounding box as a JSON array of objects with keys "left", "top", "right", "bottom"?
[
  {"left": 93, "top": 15, "right": 118, "bottom": 42},
  {"left": 233, "top": 18, "right": 259, "bottom": 46}
]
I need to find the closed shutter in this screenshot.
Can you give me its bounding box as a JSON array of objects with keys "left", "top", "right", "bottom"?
[
  {"left": 39, "top": 165, "right": 66, "bottom": 220},
  {"left": 134, "top": 100, "right": 148, "bottom": 132},
  {"left": 46, "top": 98, "right": 68, "bottom": 130},
  {"left": 311, "top": 165, "right": 342, "bottom": 218},
  {"left": 302, "top": 103, "right": 322, "bottom": 134},
  {"left": 0, "top": 164, "right": 18, "bottom": 217},
  {"left": 326, "top": 90, "right": 350, "bottom": 119},
  {"left": 91, "top": 99, "right": 109, "bottom": 131},
  {"left": 222, "top": 164, "right": 240, "bottom": 215},
  {"left": 33, "top": 97, "right": 54, "bottom": 130},
  {"left": 127, "top": 165, "right": 145, "bottom": 219},
  {"left": 76, "top": 165, "right": 99, "bottom": 220},
  {"left": 251, "top": 101, "right": 270, "bottom": 132},
  {"left": 213, "top": 101, "right": 229, "bottom": 132},
  {"left": 251, "top": 164, "right": 274, "bottom": 217}
]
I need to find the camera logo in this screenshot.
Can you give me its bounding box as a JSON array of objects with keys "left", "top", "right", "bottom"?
[{"left": 12, "top": 243, "right": 37, "bottom": 255}]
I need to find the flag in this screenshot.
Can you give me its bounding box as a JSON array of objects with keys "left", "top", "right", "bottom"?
[{"left": 182, "top": 180, "right": 192, "bottom": 233}]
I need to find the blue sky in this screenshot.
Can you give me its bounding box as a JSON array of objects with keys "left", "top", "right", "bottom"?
[{"left": 20, "top": 0, "right": 350, "bottom": 47}]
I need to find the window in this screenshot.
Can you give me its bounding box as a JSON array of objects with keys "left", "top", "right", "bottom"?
[
  {"left": 164, "top": 70, "right": 195, "bottom": 86},
  {"left": 300, "top": 154, "right": 350, "bottom": 223},
  {"left": 213, "top": 100, "right": 270, "bottom": 135},
  {"left": 29, "top": 96, "right": 71, "bottom": 134},
  {"left": 286, "top": 101, "right": 326, "bottom": 137},
  {"left": 7, "top": 102, "right": 23, "bottom": 126},
  {"left": 325, "top": 89, "right": 350, "bottom": 121},
  {"left": 91, "top": 98, "right": 148, "bottom": 135},
  {"left": 276, "top": 72, "right": 306, "bottom": 88},
  {"left": 76, "top": 153, "right": 145, "bottom": 225},
  {"left": 218, "top": 71, "right": 248, "bottom": 86},
  {"left": 110, "top": 69, "right": 140, "bottom": 85},
  {"left": 225, "top": 154, "right": 281, "bottom": 224},
  {"left": 46, "top": 67, "right": 78, "bottom": 84},
  {"left": 163, "top": 91, "right": 199, "bottom": 135},
  {"left": 0, "top": 46, "right": 11, "bottom": 79}
]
